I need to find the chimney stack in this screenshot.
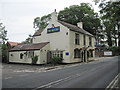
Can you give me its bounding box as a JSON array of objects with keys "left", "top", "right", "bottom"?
[
  {"left": 77, "top": 20, "right": 83, "bottom": 29},
  {"left": 51, "top": 9, "right": 57, "bottom": 22}
]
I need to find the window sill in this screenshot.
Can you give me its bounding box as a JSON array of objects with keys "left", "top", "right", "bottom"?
[{"left": 74, "top": 57, "right": 80, "bottom": 58}]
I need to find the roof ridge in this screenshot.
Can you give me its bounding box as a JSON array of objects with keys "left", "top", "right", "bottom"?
[
  {"left": 58, "top": 20, "right": 93, "bottom": 36},
  {"left": 33, "top": 28, "right": 44, "bottom": 36},
  {"left": 10, "top": 42, "right": 49, "bottom": 51},
  {"left": 58, "top": 20, "right": 78, "bottom": 28}
]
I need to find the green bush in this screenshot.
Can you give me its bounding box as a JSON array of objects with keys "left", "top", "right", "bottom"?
[
  {"left": 107, "top": 46, "right": 120, "bottom": 56},
  {"left": 31, "top": 55, "right": 39, "bottom": 65},
  {"left": 50, "top": 57, "right": 63, "bottom": 65},
  {"left": 2, "top": 43, "right": 8, "bottom": 63}
]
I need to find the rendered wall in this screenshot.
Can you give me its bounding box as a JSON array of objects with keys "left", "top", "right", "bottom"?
[
  {"left": 9, "top": 43, "right": 50, "bottom": 64},
  {"left": 69, "top": 30, "right": 95, "bottom": 62},
  {"left": 33, "top": 21, "right": 70, "bottom": 63}
]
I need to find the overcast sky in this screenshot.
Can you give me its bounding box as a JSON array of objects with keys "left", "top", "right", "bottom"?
[{"left": 0, "top": 0, "right": 100, "bottom": 42}]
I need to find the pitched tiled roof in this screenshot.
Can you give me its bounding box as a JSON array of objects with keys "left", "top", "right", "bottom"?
[
  {"left": 33, "top": 28, "right": 44, "bottom": 36},
  {"left": 58, "top": 20, "right": 93, "bottom": 36},
  {"left": 7, "top": 42, "right": 23, "bottom": 46},
  {"left": 9, "top": 42, "right": 49, "bottom": 51}
]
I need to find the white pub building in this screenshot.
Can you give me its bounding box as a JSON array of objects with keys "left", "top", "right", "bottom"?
[{"left": 9, "top": 10, "right": 95, "bottom": 64}]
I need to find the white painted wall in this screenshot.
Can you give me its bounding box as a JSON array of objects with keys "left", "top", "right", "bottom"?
[
  {"left": 39, "top": 43, "right": 50, "bottom": 64},
  {"left": 69, "top": 30, "right": 95, "bottom": 62},
  {"left": 33, "top": 20, "right": 70, "bottom": 63},
  {"left": 33, "top": 22, "right": 70, "bottom": 51},
  {"left": 9, "top": 51, "right": 39, "bottom": 64},
  {"left": 9, "top": 43, "right": 50, "bottom": 64}
]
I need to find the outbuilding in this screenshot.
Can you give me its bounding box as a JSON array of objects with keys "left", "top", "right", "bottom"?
[{"left": 9, "top": 42, "right": 50, "bottom": 64}]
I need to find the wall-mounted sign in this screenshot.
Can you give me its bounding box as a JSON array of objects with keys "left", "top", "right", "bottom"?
[
  {"left": 104, "top": 51, "right": 112, "bottom": 56},
  {"left": 47, "top": 26, "right": 60, "bottom": 34},
  {"left": 66, "top": 52, "right": 69, "bottom": 56}
]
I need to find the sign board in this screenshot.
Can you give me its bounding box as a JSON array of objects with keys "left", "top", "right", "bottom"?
[
  {"left": 104, "top": 51, "right": 112, "bottom": 56},
  {"left": 66, "top": 52, "right": 69, "bottom": 56},
  {"left": 47, "top": 26, "right": 60, "bottom": 34}
]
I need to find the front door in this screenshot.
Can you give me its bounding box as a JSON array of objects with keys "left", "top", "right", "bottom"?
[
  {"left": 47, "top": 51, "right": 52, "bottom": 63},
  {"left": 84, "top": 50, "right": 86, "bottom": 62},
  {"left": 81, "top": 51, "right": 84, "bottom": 62}
]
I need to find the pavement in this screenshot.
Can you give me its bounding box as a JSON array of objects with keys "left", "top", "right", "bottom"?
[
  {"left": 2, "top": 56, "right": 120, "bottom": 89},
  {"left": 2, "top": 56, "right": 109, "bottom": 73}
]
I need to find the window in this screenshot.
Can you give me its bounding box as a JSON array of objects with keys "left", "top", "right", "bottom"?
[
  {"left": 20, "top": 53, "right": 23, "bottom": 59},
  {"left": 66, "top": 32, "right": 68, "bottom": 35},
  {"left": 28, "top": 51, "right": 34, "bottom": 58},
  {"left": 89, "top": 50, "right": 93, "bottom": 57},
  {"left": 52, "top": 51, "right": 63, "bottom": 58},
  {"left": 89, "top": 37, "right": 92, "bottom": 46},
  {"left": 87, "top": 51, "right": 89, "bottom": 57},
  {"left": 74, "top": 49, "right": 80, "bottom": 58},
  {"left": 75, "top": 33, "right": 79, "bottom": 45},
  {"left": 83, "top": 35, "right": 86, "bottom": 45}
]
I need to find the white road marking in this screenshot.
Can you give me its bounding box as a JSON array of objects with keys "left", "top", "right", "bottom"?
[
  {"left": 19, "top": 74, "right": 29, "bottom": 77},
  {"left": 33, "top": 67, "right": 100, "bottom": 90},
  {"left": 5, "top": 77, "right": 12, "bottom": 79},
  {"left": 106, "top": 73, "right": 119, "bottom": 89}
]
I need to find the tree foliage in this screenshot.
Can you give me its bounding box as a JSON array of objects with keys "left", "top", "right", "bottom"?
[
  {"left": 0, "top": 22, "right": 8, "bottom": 44},
  {"left": 22, "top": 34, "right": 32, "bottom": 44},
  {"left": 0, "top": 21, "right": 8, "bottom": 62},
  {"left": 33, "top": 14, "right": 51, "bottom": 30},
  {"left": 2, "top": 43, "right": 8, "bottom": 62},
  {"left": 99, "top": 1, "right": 120, "bottom": 46},
  {"left": 58, "top": 3, "right": 101, "bottom": 35}
]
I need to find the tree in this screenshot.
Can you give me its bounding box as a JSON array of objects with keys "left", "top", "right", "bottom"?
[
  {"left": 22, "top": 34, "right": 32, "bottom": 44},
  {"left": 58, "top": 3, "right": 103, "bottom": 45},
  {"left": 99, "top": 1, "right": 120, "bottom": 46},
  {"left": 33, "top": 14, "right": 51, "bottom": 30},
  {"left": 2, "top": 43, "right": 8, "bottom": 62},
  {"left": 0, "top": 22, "right": 8, "bottom": 44},
  {"left": 0, "top": 21, "right": 8, "bottom": 62}
]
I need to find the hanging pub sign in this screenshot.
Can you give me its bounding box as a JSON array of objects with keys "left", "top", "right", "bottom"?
[{"left": 47, "top": 26, "right": 60, "bottom": 34}]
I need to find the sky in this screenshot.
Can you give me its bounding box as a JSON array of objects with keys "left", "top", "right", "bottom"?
[{"left": 0, "top": 0, "right": 100, "bottom": 42}]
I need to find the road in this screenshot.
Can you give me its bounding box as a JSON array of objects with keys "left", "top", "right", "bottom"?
[{"left": 2, "top": 56, "right": 120, "bottom": 89}]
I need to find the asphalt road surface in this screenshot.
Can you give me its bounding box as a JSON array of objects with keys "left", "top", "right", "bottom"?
[{"left": 2, "top": 56, "right": 120, "bottom": 89}]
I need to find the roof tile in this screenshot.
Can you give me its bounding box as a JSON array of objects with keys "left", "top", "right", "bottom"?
[
  {"left": 58, "top": 20, "right": 93, "bottom": 36},
  {"left": 10, "top": 42, "right": 49, "bottom": 51}
]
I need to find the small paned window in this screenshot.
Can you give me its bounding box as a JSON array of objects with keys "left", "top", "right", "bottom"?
[
  {"left": 83, "top": 35, "right": 86, "bottom": 46},
  {"left": 28, "top": 51, "right": 34, "bottom": 58},
  {"left": 87, "top": 51, "right": 89, "bottom": 57},
  {"left": 74, "top": 49, "right": 80, "bottom": 58},
  {"left": 75, "top": 33, "right": 79, "bottom": 45},
  {"left": 52, "top": 51, "right": 63, "bottom": 58},
  {"left": 89, "top": 37, "right": 92, "bottom": 46},
  {"left": 89, "top": 50, "right": 93, "bottom": 57}
]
